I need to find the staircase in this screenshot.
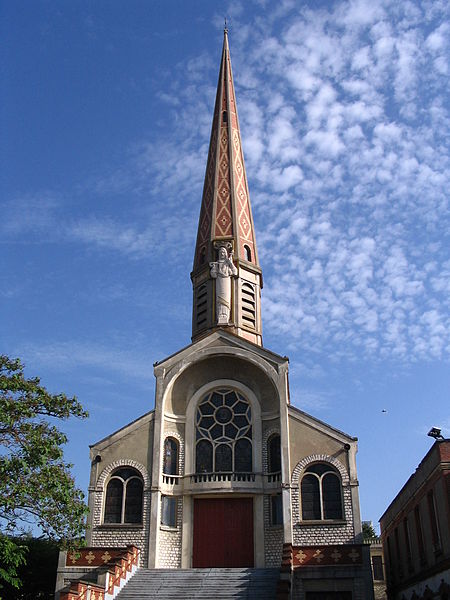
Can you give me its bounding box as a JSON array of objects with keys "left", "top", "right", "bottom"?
[{"left": 115, "top": 567, "right": 280, "bottom": 599}]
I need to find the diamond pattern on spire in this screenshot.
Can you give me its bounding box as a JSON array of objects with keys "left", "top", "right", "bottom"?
[{"left": 193, "top": 31, "right": 259, "bottom": 268}]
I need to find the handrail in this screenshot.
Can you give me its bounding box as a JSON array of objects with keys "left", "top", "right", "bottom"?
[
  {"left": 161, "top": 471, "right": 283, "bottom": 484},
  {"left": 162, "top": 474, "right": 183, "bottom": 485},
  {"left": 190, "top": 472, "right": 256, "bottom": 483},
  {"left": 266, "top": 471, "right": 282, "bottom": 482}
]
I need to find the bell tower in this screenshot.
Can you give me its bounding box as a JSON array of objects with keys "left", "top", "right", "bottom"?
[{"left": 191, "top": 29, "right": 263, "bottom": 346}]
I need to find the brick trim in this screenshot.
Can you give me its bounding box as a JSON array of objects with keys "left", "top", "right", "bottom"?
[
  {"left": 263, "top": 427, "right": 280, "bottom": 473},
  {"left": 97, "top": 459, "right": 151, "bottom": 489},
  {"left": 291, "top": 454, "right": 349, "bottom": 487},
  {"left": 91, "top": 461, "right": 151, "bottom": 566},
  {"left": 290, "top": 454, "right": 355, "bottom": 544},
  {"left": 162, "top": 431, "right": 185, "bottom": 476}
]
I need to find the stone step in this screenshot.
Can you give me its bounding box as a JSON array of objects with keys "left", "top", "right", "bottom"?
[{"left": 116, "top": 568, "right": 279, "bottom": 600}]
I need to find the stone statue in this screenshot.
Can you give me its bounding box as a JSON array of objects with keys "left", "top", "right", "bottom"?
[{"left": 210, "top": 244, "right": 238, "bottom": 325}]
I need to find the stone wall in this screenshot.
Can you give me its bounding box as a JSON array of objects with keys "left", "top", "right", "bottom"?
[
  {"left": 158, "top": 427, "right": 184, "bottom": 567},
  {"left": 292, "top": 562, "right": 373, "bottom": 600},
  {"left": 158, "top": 497, "right": 183, "bottom": 567},
  {"left": 90, "top": 459, "right": 151, "bottom": 566},
  {"left": 263, "top": 494, "right": 283, "bottom": 567},
  {"left": 291, "top": 453, "right": 355, "bottom": 546}
]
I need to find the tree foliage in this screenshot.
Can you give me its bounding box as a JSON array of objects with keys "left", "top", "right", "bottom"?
[
  {"left": 0, "top": 355, "right": 88, "bottom": 589},
  {"left": 0, "top": 536, "right": 27, "bottom": 591},
  {"left": 0, "top": 536, "right": 59, "bottom": 600},
  {"left": 362, "top": 521, "right": 377, "bottom": 540}
]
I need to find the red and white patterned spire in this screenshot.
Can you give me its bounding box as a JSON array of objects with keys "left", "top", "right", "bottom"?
[{"left": 193, "top": 29, "right": 260, "bottom": 270}]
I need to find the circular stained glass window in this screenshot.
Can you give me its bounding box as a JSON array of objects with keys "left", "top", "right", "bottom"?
[
  {"left": 215, "top": 406, "right": 232, "bottom": 424},
  {"left": 195, "top": 389, "right": 252, "bottom": 473}
]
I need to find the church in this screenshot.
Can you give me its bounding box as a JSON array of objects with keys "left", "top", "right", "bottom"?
[{"left": 56, "top": 31, "right": 374, "bottom": 600}]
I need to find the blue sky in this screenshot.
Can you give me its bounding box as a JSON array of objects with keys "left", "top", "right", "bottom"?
[{"left": 2, "top": 0, "right": 449, "bottom": 532}]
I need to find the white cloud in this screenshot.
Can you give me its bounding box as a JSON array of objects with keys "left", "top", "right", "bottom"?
[{"left": 4, "top": 0, "right": 449, "bottom": 365}]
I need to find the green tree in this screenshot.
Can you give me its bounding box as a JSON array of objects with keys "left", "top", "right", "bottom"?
[
  {"left": 0, "top": 355, "right": 88, "bottom": 591},
  {"left": 362, "top": 521, "right": 377, "bottom": 540},
  {"left": 0, "top": 536, "right": 59, "bottom": 600}
]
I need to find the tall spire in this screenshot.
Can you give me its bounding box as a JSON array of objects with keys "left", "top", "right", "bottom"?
[{"left": 191, "top": 30, "right": 263, "bottom": 346}]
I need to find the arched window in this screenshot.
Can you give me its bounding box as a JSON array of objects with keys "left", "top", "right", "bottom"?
[
  {"left": 195, "top": 389, "right": 252, "bottom": 473},
  {"left": 268, "top": 434, "right": 281, "bottom": 473},
  {"left": 244, "top": 244, "right": 252, "bottom": 262},
  {"left": 104, "top": 468, "right": 143, "bottom": 524},
  {"left": 301, "top": 463, "right": 343, "bottom": 521},
  {"left": 196, "top": 439, "right": 213, "bottom": 473},
  {"left": 163, "top": 437, "right": 178, "bottom": 475}
]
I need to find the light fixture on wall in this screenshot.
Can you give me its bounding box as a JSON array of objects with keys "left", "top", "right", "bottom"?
[{"left": 427, "top": 427, "right": 444, "bottom": 441}]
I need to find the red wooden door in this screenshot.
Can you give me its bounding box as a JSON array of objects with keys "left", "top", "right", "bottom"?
[{"left": 193, "top": 498, "right": 254, "bottom": 567}]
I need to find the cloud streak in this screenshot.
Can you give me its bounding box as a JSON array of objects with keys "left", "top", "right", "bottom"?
[{"left": 2, "top": 0, "right": 449, "bottom": 364}]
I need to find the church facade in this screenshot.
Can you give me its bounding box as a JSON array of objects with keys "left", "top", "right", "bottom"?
[{"left": 57, "top": 31, "right": 374, "bottom": 599}]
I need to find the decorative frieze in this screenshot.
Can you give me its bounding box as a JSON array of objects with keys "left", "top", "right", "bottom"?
[{"left": 293, "top": 544, "right": 364, "bottom": 566}]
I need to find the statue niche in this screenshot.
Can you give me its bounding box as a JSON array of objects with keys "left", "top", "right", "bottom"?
[{"left": 210, "top": 243, "right": 238, "bottom": 325}]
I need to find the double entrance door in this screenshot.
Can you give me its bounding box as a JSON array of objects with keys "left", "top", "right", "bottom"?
[{"left": 192, "top": 497, "right": 254, "bottom": 568}]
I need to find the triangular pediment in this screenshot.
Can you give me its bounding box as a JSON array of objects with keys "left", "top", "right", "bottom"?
[
  {"left": 288, "top": 404, "right": 356, "bottom": 444},
  {"left": 154, "top": 330, "right": 288, "bottom": 377},
  {"left": 90, "top": 409, "right": 155, "bottom": 450}
]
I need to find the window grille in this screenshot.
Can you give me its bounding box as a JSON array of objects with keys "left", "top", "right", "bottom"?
[
  {"left": 104, "top": 468, "right": 143, "bottom": 524},
  {"left": 270, "top": 494, "right": 283, "bottom": 526},
  {"left": 195, "top": 389, "right": 252, "bottom": 473},
  {"left": 300, "top": 463, "right": 343, "bottom": 521},
  {"left": 163, "top": 437, "right": 179, "bottom": 476},
  {"left": 161, "top": 496, "right": 177, "bottom": 527}
]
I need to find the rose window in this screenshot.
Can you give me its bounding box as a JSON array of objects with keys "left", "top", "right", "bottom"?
[{"left": 195, "top": 389, "right": 252, "bottom": 473}]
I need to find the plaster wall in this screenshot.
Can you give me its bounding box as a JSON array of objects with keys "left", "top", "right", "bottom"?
[
  {"left": 87, "top": 418, "right": 155, "bottom": 565},
  {"left": 91, "top": 417, "right": 154, "bottom": 475},
  {"left": 165, "top": 354, "right": 280, "bottom": 416},
  {"left": 288, "top": 413, "right": 349, "bottom": 468},
  {"left": 288, "top": 412, "right": 359, "bottom": 547}
]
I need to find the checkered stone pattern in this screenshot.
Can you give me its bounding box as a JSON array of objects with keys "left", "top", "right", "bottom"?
[
  {"left": 162, "top": 427, "right": 185, "bottom": 476},
  {"left": 263, "top": 495, "right": 283, "bottom": 567},
  {"left": 158, "top": 497, "right": 183, "bottom": 568},
  {"left": 291, "top": 454, "right": 355, "bottom": 546},
  {"left": 90, "top": 459, "right": 151, "bottom": 566}
]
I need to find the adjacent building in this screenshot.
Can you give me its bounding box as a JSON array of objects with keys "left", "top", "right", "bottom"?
[
  {"left": 380, "top": 439, "right": 450, "bottom": 599},
  {"left": 367, "top": 535, "right": 387, "bottom": 600}
]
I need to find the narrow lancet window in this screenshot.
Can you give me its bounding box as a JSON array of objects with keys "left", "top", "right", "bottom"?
[
  {"left": 268, "top": 434, "right": 281, "bottom": 473},
  {"left": 163, "top": 437, "right": 178, "bottom": 476}
]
